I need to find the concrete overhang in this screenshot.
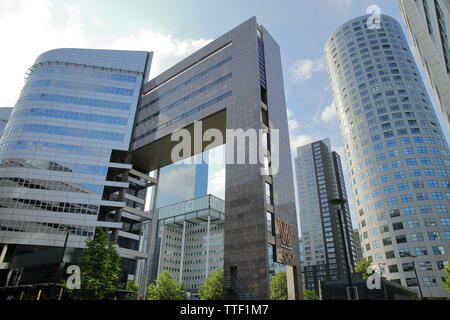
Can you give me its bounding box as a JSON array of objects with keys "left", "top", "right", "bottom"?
[{"left": 130, "top": 109, "right": 226, "bottom": 172}]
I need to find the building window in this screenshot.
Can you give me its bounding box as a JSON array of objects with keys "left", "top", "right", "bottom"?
[
  {"left": 431, "top": 246, "right": 445, "bottom": 255},
  {"left": 410, "top": 233, "right": 424, "bottom": 242},
  {"left": 422, "top": 277, "right": 437, "bottom": 287},
  {"left": 406, "top": 277, "right": 418, "bottom": 287},
  {"left": 402, "top": 263, "right": 414, "bottom": 273},
  {"left": 428, "top": 232, "right": 440, "bottom": 241},
  {"left": 385, "top": 250, "right": 395, "bottom": 259},
  {"left": 390, "top": 209, "right": 400, "bottom": 218},
  {"left": 414, "top": 247, "right": 428, "bottom": 256},
  {"left": 418, "top": 261, "right": 433, "bottom": 271},
  {"left": 395, "top": 235, "right": 407, "bottom": 243},
  {"left": 266, "top": 211, "right": 274, "bottom": 235},
  {"left": 382, "top": 237, "right": 392, "bottom": 246},
  {"left": 265, "top": 182, "right": 273, "bottom": 205}
]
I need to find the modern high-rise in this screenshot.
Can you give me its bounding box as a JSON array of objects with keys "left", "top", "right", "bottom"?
[
  {"left": 132, "top": 17, "right": 301, "bottom": 299},
  {"left": 325, "top": 14, "right": 450, "bottom": 298},
  {"left": 397, "top": 0, "right": 450, "bottom": 129},
  {"left": 0, "top": 49, "right": 153, "bottom": 289},
  {"left": 295, "top": 138, "right": 356, "bottom": 292},
  {"left": 0, "top": 17, "right": 301, "bottom": 300},
  {"left": 0, "top": 108, "right": 12, "bottom": 136}
]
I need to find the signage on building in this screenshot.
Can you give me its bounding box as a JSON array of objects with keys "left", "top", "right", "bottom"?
[
  {"left": 276, "top": 218, "right": 293, "bottom": 248},
  {"left": 276, "top": 248, "right": 294, "bottom": 265},
  {"left": 275, "top": 218, "right": 294, "bottom": 265}
]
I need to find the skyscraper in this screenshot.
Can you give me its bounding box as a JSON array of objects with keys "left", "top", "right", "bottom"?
[
  {"left": 295, "top": 138, "right": 356, "bottom": 292},
  {"left": 325, "top": 14, "right": 450, "bottom": 298},
  {"left": 0, "top": 49, "right": 152, "bottom": 289},
  {"left": 131, "top": 17, "right": 301, "bottom": 299},
  {"left": 397, "top": 0, "right": 450, "bottom": 129}
]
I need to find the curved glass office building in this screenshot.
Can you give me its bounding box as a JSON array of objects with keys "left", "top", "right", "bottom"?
[
  {"left": 0, "top": 49, "right": 151, "bottom": 286},
  {"left": 325, "top": 15, "right": 450, "bottom": 298}
]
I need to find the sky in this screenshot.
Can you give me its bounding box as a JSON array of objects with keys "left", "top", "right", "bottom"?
[{"left": 1, "top": 0, "right": 449, "bottom": 228}]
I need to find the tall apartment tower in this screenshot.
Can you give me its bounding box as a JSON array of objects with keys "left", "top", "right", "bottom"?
[
  {"left": 295, "top": 138, "right": 356, "bottom": 292},
  {"left": 397, "top": 0, "right": 450, "bottom": 129},
  {"left": 0, "top": 49, "right": 153, "bottom": 288},
  {"left": 325, "top": 15, "right": 450, "bottom": 298}
]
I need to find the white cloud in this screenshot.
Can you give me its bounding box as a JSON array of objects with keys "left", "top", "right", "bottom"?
[
  {"left": 0, "top": 0, "right": 85, "bottom": 107},
  {"left": 330, "top": 0, "right": 353, "bottom": 7},
  {"left": 290, "top": 58, "right": 325, "bottom": 82},
  {"left": 287, "top": 108, "right": 299, "bottom": 132},
  {"left": 109, "top": 30, "right": 212, "bottom": 78},
  {"left": 323, "top": 0, "right": 354, "bottom": 13},
  {"left": 90, "top": 16, "right": 104, "bottom": 28},
  {"left": 158, "top": 165, "right": 195, "bottom": 202},
  {"left": 290, "top": 134, "right": 314, "bottom": 150},
  {"left": 0, "top": 0, "right": 212, "bottom": 107},
  {"left": 207, "top": 167, "right": 225, "bottom": 200},
  {"left": 286, "top": 107, "right": 315, "bottom": 151},
  {"left": 320, "top": 102, "right": 336, "bottom": 123}
]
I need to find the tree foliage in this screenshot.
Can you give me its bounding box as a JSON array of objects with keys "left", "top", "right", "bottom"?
[
  {"left": 303, "top": 289, "right": 319, "bottom": 300},
  {"left": 269, "top": 271, "right": 288, "bottom": 300},
  {"left": 126, "top": 280, "right": 141, "bottom": 299},
  {"left": 146, "top": 270, "right": 186, "bottom": 300},
  {"left": 79, "top": 227, "right": 122, "bottom": 299},
  {"left": 444, "top": 258, "right": 450, "bottom": 292},
  {"left": 354, "top": 258, "right": 373, "bottom": 280},
  {"left": 199, "top": 269, "right": 224, "bottom": 300}
]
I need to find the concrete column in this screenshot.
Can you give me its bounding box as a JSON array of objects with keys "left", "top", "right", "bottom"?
[
  {"left": 205, "top": 215, "right": 211, "bottom": 278},
  {"left": 0, "top": 244, "right": 8, "bottom": 263},
  {"left": 286, "top": 265, "right": 298, "bottom": 300},
  {"left": 179, "top": 221, "right": 187, "bottom": 282},
  {"left": 156, "top": 224, "right": 165, "bottom": 276},
  {"left": 140, "top": 169, "right": 160, "bottom": 297}
]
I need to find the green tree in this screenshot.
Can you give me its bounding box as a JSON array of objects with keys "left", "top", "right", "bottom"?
[
  {"left": 354, "top": 258, "right": 373, "bottom": 280},
  {"left": 199, "top": 269, "right": 224, "bottom": 300},
  {"left": 303, "top": 289, "right": 319, "bottom": 300},
  {"left": 444, "top": 258, "right": 450, "bottom": 292},
  {"left": 125, "top": 280, "right": 141, "bottom": 299},
  {"left": 146, "top": 270, "right": 186, "bottom": 300},
  {"left": 61, "top": 280, "right": 77, "bottom": 300},
  {"left": 269, "top": 271, "right": 288, "bottom": 300},
  {"left": 79, "top": 227, "right": 121, "bottom": 299}
]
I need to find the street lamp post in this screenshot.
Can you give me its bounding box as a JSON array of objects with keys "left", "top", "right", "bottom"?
[
  {"left": 329, "top": 198, "right": 355, "bottom": 300},
  {"left": 377, "top": 262, "right": 387, "bottom": 299},
  {"left": 403, "top": 252, "right": 423, "bottom": 300},
  {"left": 50, "top": 229, "right": 70, "bottom": 299}
]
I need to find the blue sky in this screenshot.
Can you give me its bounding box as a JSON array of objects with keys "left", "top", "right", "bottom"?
[{"left": 1, "top": 0, "right": 449, "bottom": 226}]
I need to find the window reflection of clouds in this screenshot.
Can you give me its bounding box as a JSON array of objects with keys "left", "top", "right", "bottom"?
[
  {"left": 156, "top": 144, "right": 226, "bottom": 208},
  {"left": 207, "top": 144, "right": 225, "bottom": 200},
  {"left": 156, "top": 164, "right": 195, "bottom": 208}
]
